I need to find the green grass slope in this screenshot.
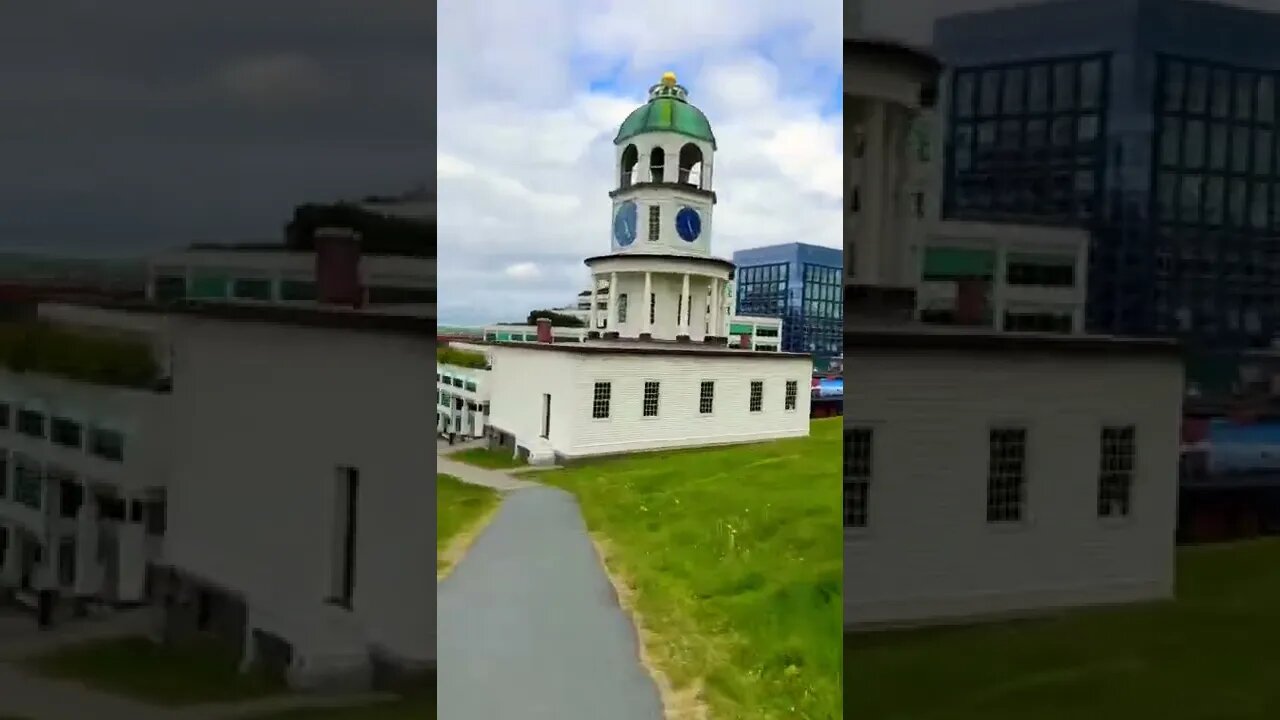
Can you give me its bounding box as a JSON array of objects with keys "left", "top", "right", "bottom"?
[
  {"left": 847, "top": 538, "right": 1280, "bottom": 720},
  {"left": 540, "top": 419, "right": 842, "bottom": 720}
]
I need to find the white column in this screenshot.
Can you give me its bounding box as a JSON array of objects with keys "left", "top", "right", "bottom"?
[
  {"left": 710, "top": 279, "right": 721, "bottom": 337},
  {"left": 607, "top": 272, "right": 619, "bottom": 333},
  {"left": 679, "top": 273, "right": 691, "bottom": 337},
  {"left": 587, "top": 274, "right": 599, "bottom": 333},
  {"left": 641, "top": 272, "right": 653, "bottom": 336},
  {"left": 992, "top": 243, "right": 1008, "bottom": 331},
  {"left": 116, "top": 504, "right": 146, "bottom": 604},
  {"left": 74, "top": 489, "right": 100, "bottom": 598}
]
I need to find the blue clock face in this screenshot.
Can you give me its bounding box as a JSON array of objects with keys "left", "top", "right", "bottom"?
[
  {"left": 613, "top": 202, "right": 638, "bottom": 246},
  {"left": 676, "top": 206, "right": 702, "bottom": 242}
]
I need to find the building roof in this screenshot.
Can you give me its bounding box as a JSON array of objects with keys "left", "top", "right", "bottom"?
[
  {"left": 481, "top": 337, "right": 809, "bottom": 361},
  {"left": 846, "top": 326, "right": 1182, "bottom": 357},
  {"left": 583, "top": 252, "right": 736, "bottom": 271},
  {"left": 846, "top": 37, "right": 942, "bottom": 76},
  {"left": 60, "top": 299, "right": 436, "bottom": 340},
  {"left": 614, "top": 73, "right": 716, "bottom": 149}
]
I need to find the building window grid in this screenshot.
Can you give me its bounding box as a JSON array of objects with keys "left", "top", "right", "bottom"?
[
  {"left": 698, "top": 380, "right": 714, "bottom": 414},
  {"left": 748, "top": 380, "right": 764, "bottom": 413},
  {"left": 844, "top": 428, "right": 872, "bottom": 528},
  {"left": 986, "top": 428, "right": 1028, "bottom": 523},
  {"left": 592, "top": 382, "right": 611, "bottom": 419},
  {"left": 1154, "top": 54, "right": 1280, "bottom": 333},
  {"left": 784, "top": 380, "right": 798, "bottom": 410},
  {"left": 945, "top": 54, "right": 1108, "bottom": 223},
  {"left": 1098, "top": 425, "right": 1136, "bottom": 517},
  {"left": 647, "top": 206, "right": 660, "bottom": 241},
  {"left": 642, "top": 381, "right": 660, "bottom": 417}
]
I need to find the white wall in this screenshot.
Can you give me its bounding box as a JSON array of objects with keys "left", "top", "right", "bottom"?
[
  {"left": 845, "top": 348, "right": 1184, "bottom": 627},
  {"left": 164, "top": 318, "right": 434, "bottom": 665},
  {"left": 487, "top": 346, "right": 812, "bottom": 458}
]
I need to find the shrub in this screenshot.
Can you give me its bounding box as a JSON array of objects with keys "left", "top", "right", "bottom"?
[
  {"left": 437, "top": 345, "right": 487, "bottom": 369},
  {"left": 0, "top": 322, "right": 159, "bottom": 389}
]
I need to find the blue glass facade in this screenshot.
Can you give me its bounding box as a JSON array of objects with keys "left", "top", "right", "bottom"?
[
  {"left": 732, "top": 243, "right": 843, "bottom": 362},
  {"left": 936, "top": 0, "right": 1280, "bottom": 345}
]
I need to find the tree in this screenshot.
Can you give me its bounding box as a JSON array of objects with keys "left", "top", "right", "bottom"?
[
  {"left": 525, "top": 309, "right": 584, "bottom": 327},
  {"left": 284, "top": 202, "right": 432, "bottom": 258}
]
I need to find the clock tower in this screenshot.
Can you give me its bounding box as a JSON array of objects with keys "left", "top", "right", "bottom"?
[{"left": 586, "top": 72, "right": 733, "bottom": 343}]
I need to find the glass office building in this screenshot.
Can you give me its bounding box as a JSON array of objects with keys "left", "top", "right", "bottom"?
[
  {"left": 936, "top": 0, "right": 1280, "bottom": 347},
  {"left": 732, "top": 242, "right": 843, "bottom": 365}
]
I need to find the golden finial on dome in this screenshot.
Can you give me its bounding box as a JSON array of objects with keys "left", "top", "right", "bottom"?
[{"left": 661, "top": 71, "right": 677, "bottom": 87}]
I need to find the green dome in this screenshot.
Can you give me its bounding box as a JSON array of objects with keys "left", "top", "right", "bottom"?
[{"left": 614, "top": 76, "right": 716, "bottom": 149}]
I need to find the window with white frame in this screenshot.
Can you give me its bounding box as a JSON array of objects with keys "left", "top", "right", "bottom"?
[
  {"left": 1098, "top": 425, "right": 1136, "bottom": 517},
  {"left": 785, "top": 380, "right": 798, "bottom": 410},
  {"left": 845, "top": 428, "right": 872, "bottom": 528},
  {"left": 749, "top": 380, "right": 764, "bottom": 412},
  {"left": 648, "top": 206, "right": 660, "bottom": 241},
  {"left": 699, "top": 380, "right": 714, "bottom": 414},
  {"left": 618, "top": 294, "right": 628, "bottom": 323},
  {"left": 986, "top": 428, "right": 1027, "bottom": 523},
  {"left": 592, "top": 381, "right": 612, "bottom": 419},
  {"left": 642, "top": 381, "right": 660, "bottom": 417}
]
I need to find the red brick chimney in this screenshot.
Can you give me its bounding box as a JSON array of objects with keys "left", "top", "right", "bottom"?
[
  {"left": 739, "top": 333, "right": 751, "bottom": 349},
  {"left": 535, "top": 317, "right": 552, "bottom": 343},
  {"left": 314, "top": 227, "right": 363, "bottom": 307},
  {"left": 954, "top": 279, "right": 989, "bottom": 326}
]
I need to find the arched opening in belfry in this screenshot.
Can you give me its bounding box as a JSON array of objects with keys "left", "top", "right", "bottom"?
[
  {"left": 619, "top": 144, "right": 639, "bottom": 188},
  {"left": 649, "top": 147, "right": 666, "bottom": 183},
  {"left": 678, "top": 143, "right": 704, "bottom": 187}
]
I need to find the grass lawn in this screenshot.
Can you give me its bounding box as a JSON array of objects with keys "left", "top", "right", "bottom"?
[
  {"left": 248, "top": 680, "right": 435, "bottom": 719},
  {"left": 539, "top": 419, "right": 842, "bottom": 720},
  {"left": 847, "top": 538, "right": 1280, "bottom": 720},
  {"left": 448, "top": 446, "right": 526, "bottom": 470},
  {"left": 437, "top": 473, "right": 501, "bottom": 577},
  {"left": 27, "top": 636, "right": 283, "bottom": 706}
]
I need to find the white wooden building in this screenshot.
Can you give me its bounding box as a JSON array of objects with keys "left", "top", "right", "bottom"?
[
  {"left": 149, "top": 304, "right": 434, "bottom": 688},
  {"left": 485, "top": 340, "right": 811, "bottom": 462},
  {"left": 844, "top": 327, "right": 1184, "bottom": 628}
]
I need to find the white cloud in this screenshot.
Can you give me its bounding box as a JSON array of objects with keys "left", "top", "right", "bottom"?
[
  {"left": 504, "top": 262, "right": 542, "bottom": 280},
  {"left": 438, "top": 0, "right": 842, "bottom": 325}
]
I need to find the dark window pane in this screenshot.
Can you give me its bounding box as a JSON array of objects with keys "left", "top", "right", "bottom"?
[
  {"left": 1258, "top": 129, "right": 1273, "bottom": 175},
  {"left": 1028, "top": 65, "right": 1049, "bottom": 112},
  {"left": 367, "top": 286, "right": 433, "bottom": 304},
  {"left": 1180, "top": 174, "right": 1203, "bottom": 224},
  {"left": 154, "top": 276, "right": 186, "bottom": 302},
  {"left": 1157, "top": 173, "right": 1177, "bottom": 222},
  {"left": 1161, "top": 117, "right": 1181, "bottom": 166},
  {"left": 50, "top": 417, "right": 82, "bottom": 448},
  {"left": 1253, "top": 181, "right": 1270, "bottom": 230},
  {"left": 955, "top": 72, "right": 975, "bottom": 117},
  {"left": 1077, "top": 114, "right": 1099, "bottom": 144},
  {"left": 280, "top": 280, "right": 318, "bottom": 301},
  {"left": 1210, "top": 123, "right": 1229, "bottom": 170},
  {"left": 1164, "top": 59, "right": 1186, "bottom": 111},
  {"left": 980, "top": 71, "right": 1000, "bottom": 115},
  {"left": 1081, "top": 59, "right": 1103, "bottom": 109},
  {"left": 1237, "top": 72, "right": 1255, "bottom": 120},
  {"left": 89, "top": 428, "right": 124, "bottom": 462},
  {"left": 1184, "top": 120, "right": 1205, "bottom": 169},
  {"left": 1002, "top": 67, "right": 1025, "bottom": 113},
  {"left": 1188, "top": 65, "right": 1209, "bottom": 114},
  {"left": 1259, "top": 75, "right": 1275, "bottom": 123},
  {"left": 232, "top": 278, "right": 272, "bottom": 301},
  {"left": 1212, "top": 69, "right": 1231, "bottom": 117},
  {"left": 1230, "top": 178, "right": 1248, "bottom": 227},
  {"left": 1233, "top": 125, "right": 1251, "bottom": 173},
  {"left": 1053, "top": 62, "right": 1076, "bottom": 110},
  {"left": 1205, "top": 176, "right": 1225, "bottom": 225},
  {"left": 17, "top": 410, "right": 44, "bottom": 438}
]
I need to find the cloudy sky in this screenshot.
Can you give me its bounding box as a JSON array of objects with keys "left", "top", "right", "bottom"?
[
  {"left": 0, "top": 1, "right": 431, "bottom": 259},
  {"left": 437, "top": 0, "right": 843, "bottom": 327}
]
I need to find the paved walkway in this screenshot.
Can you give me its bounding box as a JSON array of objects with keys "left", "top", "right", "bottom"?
[{"left": 437, "top": 458, "right": 663, "bottom": 720}]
